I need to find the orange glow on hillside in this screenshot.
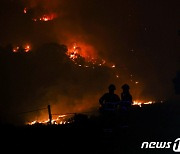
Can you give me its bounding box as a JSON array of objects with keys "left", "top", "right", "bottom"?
[
  {"left": 32, "top": 13, "right": 58, "bottom": 22},
  {"left": 66, "top": 42, "right": 109, "bottom": 67},
  {"left": 67, "top": 42, "right": 98, "bottom": 61}
]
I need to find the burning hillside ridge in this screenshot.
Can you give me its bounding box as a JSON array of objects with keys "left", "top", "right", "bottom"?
[
  {"left": 22, "top": 0, "right": 61, "bottom": 22},
  {"left": 23, "top": 7, "right": 58, "bottom": 22},
  {"left": 32, "top": 13, "right": 58, "bottom": 22},
  {"left": 66, "top": 42, "right": 108, "bottom": 68},
  {"left": 4, "top": 0, "right": 136, "bottom": 83},
  {"left": 2, "top": 39, "right": 142, "bottom": 93}
]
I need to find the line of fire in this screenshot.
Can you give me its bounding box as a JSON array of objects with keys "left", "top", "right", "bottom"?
[{"left": 25, "top": 101, "right": 161, "bottom": 126}]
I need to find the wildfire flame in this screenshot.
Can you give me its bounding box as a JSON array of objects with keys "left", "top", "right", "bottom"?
[
  {"left": 27, "top": 115, "right": 72, "bottom": 126},
  {"left": 66, "top": 42, "right": 108, "bottom": 68},
  {"left": 27, "top": 100, "right": 158, "bottom": 125},
  {"left": 24, "top": 45, "right": 30, "bottom": 52},
  {"left": 13, "top": 46, "right": 20, "bottom": 53},
  {"left": 23, "top": 6, "right": 58, "bottom": 22},
  {"left": 12, "top": 44, "right": 31, "bottom": 53},
  {"left": 24, "top": 8, "right": 27, "bottom": 14},
  {"left": 112, "top": 64, "right": 116, "bottom": 68},
  {"left": 32, "top": 13, "right": 57, "bottom": 22},
  {"left": 133, "top": 100, "right": 154, "bottom": 107},
  {"left": 67, "top": 43, "right": 79, "bottom": 60},
  {"left": 65, "top": 41, "right": 124, "bottom": 81}
]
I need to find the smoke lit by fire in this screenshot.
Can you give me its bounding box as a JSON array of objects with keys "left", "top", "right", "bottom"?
[{"left": 21, "top": 0, "right": 135, "bottom": 83}]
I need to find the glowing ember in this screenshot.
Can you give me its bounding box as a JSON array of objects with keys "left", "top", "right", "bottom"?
[
  {"left": 13, "top": 46, "right": 19, "bottom": 53},
  {"left": 24, "top": 45, "right": 31, "bottom": 52},
  {"left": 12, "top": 45, "right": 31, "bottom": 53},
  {"left": 112, "top": 64, "right": 116, "bottom": 68},
  {"left": 24, "top": 8, "right": 27, "bottom": 14}
]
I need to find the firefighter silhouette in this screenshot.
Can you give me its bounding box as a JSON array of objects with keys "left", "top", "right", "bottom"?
[
  {"left": 121, "top": 84, "right": 133, "bottom": 109},
  {"left": 99, "top": 84, "right": 120, "bottom": 112}
]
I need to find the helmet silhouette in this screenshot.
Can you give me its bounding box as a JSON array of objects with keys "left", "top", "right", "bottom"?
[
  {"left": 121, "top": 84, "right": 130, "bottom": 90},
  {"left": 108, "top": 84, "right": 116, "bottom": 90}
]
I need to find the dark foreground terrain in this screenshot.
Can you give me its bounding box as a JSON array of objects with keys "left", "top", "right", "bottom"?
[{"left": 1, "top": 101, "right": 180, "bottom": 154}]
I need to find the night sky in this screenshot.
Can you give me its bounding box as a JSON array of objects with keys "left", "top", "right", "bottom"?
[{"left": 0, "top": 0, "right": 179, "bottom": 124}]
